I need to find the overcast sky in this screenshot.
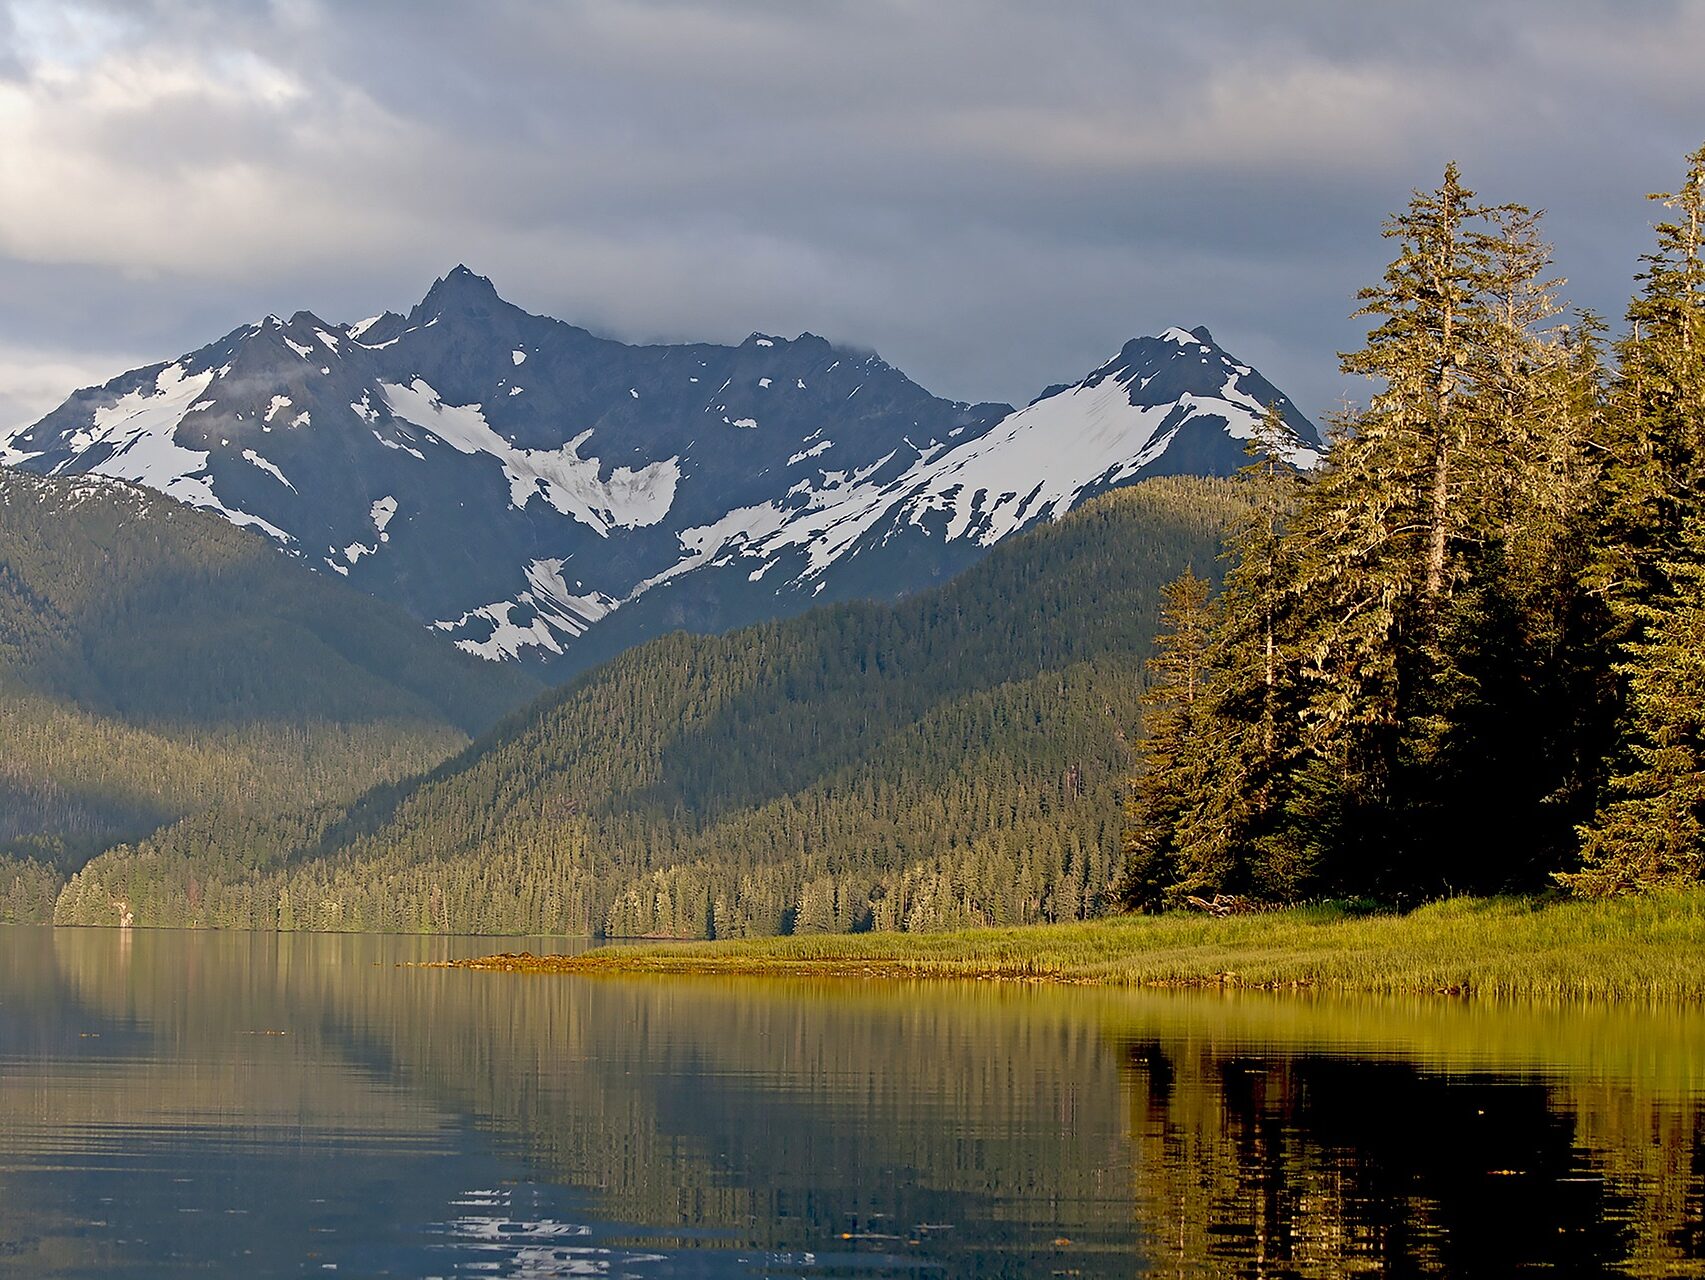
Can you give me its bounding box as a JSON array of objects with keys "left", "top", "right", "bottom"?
[{"left": 3, "top": 0, "right": 1705, "bottom": 430}]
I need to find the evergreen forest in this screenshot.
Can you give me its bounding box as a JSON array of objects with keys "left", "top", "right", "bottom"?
[
  {"left": 52, "top": 478, "right": 1243, "bottom": 934},
  {"left": 0, "top": 471, "right": 536, "bottom": 921},
  {"left": 1117, "top": 148, "right": 1705, "bottom": 910}
]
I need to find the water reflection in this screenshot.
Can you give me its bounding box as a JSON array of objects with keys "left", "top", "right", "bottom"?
[{"left": 0, "top": 926, "right": 1701, "bottom": 1277}]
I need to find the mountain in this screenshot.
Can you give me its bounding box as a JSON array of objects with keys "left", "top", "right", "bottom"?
[
  {"left": 1, "top": 269, "right": 1319, "bottom": 672},
  {"left": 53, "top": 477, "right": 1247, "bottom": 935},
  {"left": 0, "top": 467, "right": 537, "bottom": 918}
]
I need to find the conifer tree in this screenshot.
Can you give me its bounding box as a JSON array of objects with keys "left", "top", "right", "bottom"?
[
  {"left": 1425, "top": 211, "right": 1614, "bottom": 884},
  {"left": 1183, "top": 409, "right": 1314, "bottom": 898},
  {"left": 1286, "top": 170, "right": 1568, "bottom": 890},
  {"left": 1565, "top": 521, "right": 1705, "bottom": 893},
  {"left": 1568, "top": 145, "right": 1705, "bottom": 893},
  {"left": 1340, "top": 162, "right": 1498, "bottom": 609},
  {"left": 1114, "top": 568, "right": 1217, "bottom": 910},
  {"left": 1593, "top": 144, "right": 1705, "bottom": 631}
]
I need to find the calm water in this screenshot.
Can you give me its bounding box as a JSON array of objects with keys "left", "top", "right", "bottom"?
[{"left": 1, "top": 928, "right": 1702, "bottom": 1277}]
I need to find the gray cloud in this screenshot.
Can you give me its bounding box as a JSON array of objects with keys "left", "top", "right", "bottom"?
[{"left": 2, "top": 0, "right": 1703, "bottom": 427}]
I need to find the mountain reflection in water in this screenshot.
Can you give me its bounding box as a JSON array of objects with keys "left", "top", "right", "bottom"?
[{"left": 0, "top": 927, "right": 1700, "bottom": 1277}]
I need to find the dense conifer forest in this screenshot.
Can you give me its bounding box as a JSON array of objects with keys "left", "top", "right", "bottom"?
[
  {"left": 0, "top": 472, "right": 536, "bottom": 920},
  {"left": 53, "top": 478, "right": 1243, "bottom": 934},
  {"left": 1117, "top": 148, "right": 1705, "bottom": 909}
]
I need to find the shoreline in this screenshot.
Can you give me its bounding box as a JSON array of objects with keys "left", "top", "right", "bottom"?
[{"left": 431, "top": 890, "right": 1705, "bottom": 1003}]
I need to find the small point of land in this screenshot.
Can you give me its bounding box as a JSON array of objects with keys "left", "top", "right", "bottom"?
[{"left": 431, "top": 891, "right": 1705, "bottom": 1003}]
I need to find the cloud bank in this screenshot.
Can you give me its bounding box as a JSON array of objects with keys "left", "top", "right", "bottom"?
[{"left": 3, "top": 0, "right": 1704, "bottom": 426}]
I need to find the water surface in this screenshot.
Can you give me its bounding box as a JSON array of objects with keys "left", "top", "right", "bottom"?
[{"left": 1, "top": 927, "right": 1701, "bottom": 1277}]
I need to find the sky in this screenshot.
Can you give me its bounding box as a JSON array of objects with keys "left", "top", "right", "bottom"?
[{"left": 3, "top": 1, "right": 1705, "bottom": 431}]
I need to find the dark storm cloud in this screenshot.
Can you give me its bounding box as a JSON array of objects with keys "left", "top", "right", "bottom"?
[{"left": 2, "top": 0, "right": 1704, "bottom": 428}]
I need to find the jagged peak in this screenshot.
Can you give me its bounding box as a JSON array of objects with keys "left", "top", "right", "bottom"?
[
  {"left": 421, "top": 264, "right": 503, "bottom": 306},
  {"left": 283, "top": 310, "right": 342, "bottom": 338}
]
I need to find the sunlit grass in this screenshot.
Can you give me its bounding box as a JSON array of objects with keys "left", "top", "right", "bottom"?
[{"left": 456, "top": 891, "right": 1705, "bottom": 1002}]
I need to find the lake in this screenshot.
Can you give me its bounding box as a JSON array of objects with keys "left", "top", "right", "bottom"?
[{"left": 0, "top": 927, "right": 1701, "bottom": 1277}]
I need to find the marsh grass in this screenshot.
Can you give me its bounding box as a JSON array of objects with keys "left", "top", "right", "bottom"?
[{"left": 454, "top": 891, "right": 1705, "bottom": 1002}]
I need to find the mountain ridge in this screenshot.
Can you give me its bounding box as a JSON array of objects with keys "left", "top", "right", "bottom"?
[{"left": 2, "top": 270, "right": 1319, "bottom": 672}]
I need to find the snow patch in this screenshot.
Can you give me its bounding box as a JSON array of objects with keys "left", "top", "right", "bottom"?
[
  {"left": 0, "top": 438, "right": 42, "bottom": 466},
  {"left": 241, "top": 449, "right": 295, "bottom": 490},
  {"left": 435, "top": 564, "right": 619, "bottom": 661},
  {"left": 264, "top": 395, "right": 292, "bottom": 423},
  {"left": 788, "top": 440, "right": 832, "bottom": 465},
  {"left": 54, "top": 363, "right": 291, "bottom": 542},
  {"left": 370, "top": 495, "right": 397, "bottom": 540},
  {"left": 381, "top": 378, "right": 679, "bottom": 534},
  {"left": 511, "top": 350, "right": 526, "bottom": 366},
  {"left": 372, "top": 430, "right": 425, "bottom": 460},
  {"left": 523, "top": 559, "right": 618, "bottom": 637}
]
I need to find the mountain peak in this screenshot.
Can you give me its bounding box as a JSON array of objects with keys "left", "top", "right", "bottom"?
[
  {"left": 420, "top": 265, "right": 504, "bottom": 311},
  {"left": 1155, "top": 325, "right": 1217, "bottom": 348}
]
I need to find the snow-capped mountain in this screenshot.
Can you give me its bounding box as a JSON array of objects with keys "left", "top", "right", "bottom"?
[{"left": 0, "top": 267, "right": 1320, "bottom": 671}]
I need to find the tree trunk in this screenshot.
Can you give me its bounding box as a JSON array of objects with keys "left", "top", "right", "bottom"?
[{"left": 1425, "top": 436, "right": 1451, "bottom": 601}]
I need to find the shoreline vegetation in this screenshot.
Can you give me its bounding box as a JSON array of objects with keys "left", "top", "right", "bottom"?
[{"left": 438, "top": 891, "right": 1705, "bottom": 1003}]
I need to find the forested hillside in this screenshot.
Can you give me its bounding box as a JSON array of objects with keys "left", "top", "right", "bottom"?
[
  {"left": 0, "top": 470, "right": 536, "bottom": 920},
  {"left": 54, "top": 477, "right": 1244, "bottom": 934},
  {"left": 1118, "top": 147, "right": 1705, "bottom": 909}
]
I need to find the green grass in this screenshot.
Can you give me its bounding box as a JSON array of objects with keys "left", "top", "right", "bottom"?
[{"left": 449, "top": 891, "right": 1705, "bottom": 1002}]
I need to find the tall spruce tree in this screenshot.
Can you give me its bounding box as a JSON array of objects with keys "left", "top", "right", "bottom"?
[
  {"left": 1185, "top": 408, "right": 1314, "bottom": 898},
  {"left": 1114, "top": 568, "right": 1217, "bottom": 910},
  {"left": 1567, "top": 145, "right": 1705, "bottom": 893},
  {"left": 1282, "top": 165, "right": 1513, "bottom": 890},
  {"left": 1595, "top": 143, "right": 1705, "bottom": 617}
]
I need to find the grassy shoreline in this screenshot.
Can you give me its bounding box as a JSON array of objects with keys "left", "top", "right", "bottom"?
[{"left": 440, "top": 892, "right": 1705, "bottom": 1002}]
